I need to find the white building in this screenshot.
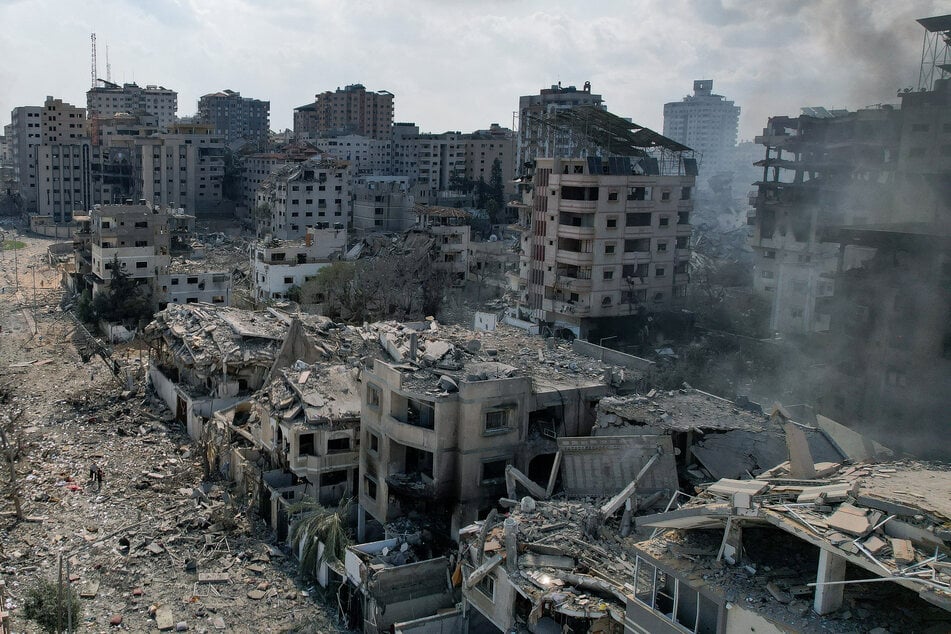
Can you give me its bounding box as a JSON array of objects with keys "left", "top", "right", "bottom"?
[
  {"left": 251, "top": 225, "right": 347, "bottom": 301},
  {"left": 663, "top": 80, "right": 740, "bottom": 187},
  {"left": 307, "top": 134, "right": 391, "bottom": 175},
  {"left": 255, "top": 158, "right": 351, "bottom": 240},
  {"left": 87, "top": 82, "right": 178, "bottom": 130}
]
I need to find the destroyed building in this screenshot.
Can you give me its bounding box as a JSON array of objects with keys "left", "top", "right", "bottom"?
[
  {"left": 358, "top": 320, "right": 641, "bottom": 541},
  {"left": 412, "top": 204, "right": 471, "bottom": 282},
  {"left": 145, "top": 304, "right": 293, "bottom": 439},
  {"left": 255, "top": 157, "right": 352, "bottom": 240},
  {"left": 457, "top": 455, "right": 951, "bottom": 634},
  {"left": 250, "top": 224, "right": 347, "bottom": 302},
  {"left": 71, "top": 202, "right": 232, "bottom": 308}
]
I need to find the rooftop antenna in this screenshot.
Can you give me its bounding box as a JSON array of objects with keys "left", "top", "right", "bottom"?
[
  {"left": 90, "top": 32, "right": 97, "bottom": 89},
  {"left": 106, "top": 44, "right": 111, "bottom": 83}
]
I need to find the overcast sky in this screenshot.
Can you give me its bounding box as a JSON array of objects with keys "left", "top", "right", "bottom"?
[{"left": 1, "top": 0, "right": 946, "bottom": 141}]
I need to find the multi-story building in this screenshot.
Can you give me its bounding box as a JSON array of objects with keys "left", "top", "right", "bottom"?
[
  {"left": 36, "top": 97, "right": 91, "bottom": 221},
  {"left": 87, "top": 81, "right": 178, "bottom": 129},
  {"left": 239, "top": 143, "right": 322, "bottom": 210},
  {"left": 412, "top": 205, "right": 470, "bottom": 282},
  {"left": 352, "top": 177, "right": 414, "bottom": 235},
  {"left": 296, "top": 84, "right": 394, "bottom": 141},
  {"left": 8, "top": 106, "right": 42, "bottom": 211},
  {"left": 255, "top": 158, "right": 351, "bottom": 240},
  {"left": 197, "top": 89, "right": 270, "bottom": 149},
  {"left": 308, "top": 134, "right": 391, "bottom": 175},
  {"left": 250, "top": 225, "right": 347, "bottom": 302},
  {"left": 358, "top": 322, "right": 618, "bottom": 540},
  {"left": 138, "top": 123, "right": 226, "bottom": 213},
  {"left": 663, "top": 80, "right": 740, "bottom": 186},
  {"left": 516, "top": 83, "right": 605, "bottom": 174},
  {"left": 41, "top": 97, "right": 89, "bottom": 144},
  {"left": 74, "top": 202, "right": 231, "bottom": 307},
  {"left": 816, "top": 223, "right": 951, "bottom": 460},
  {"left": 748, "top": 108, "right": 902, "bottom": 334},
  {"left": 517, "top": 155, "right": 694, "bottom": 340},
  {"left": 464, "top": 123, "right": 516, "bottom": 195}
]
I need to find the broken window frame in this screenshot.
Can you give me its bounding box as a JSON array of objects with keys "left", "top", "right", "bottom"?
[{"left": 484, "top": 408, "right": 511, "bottom": 433}]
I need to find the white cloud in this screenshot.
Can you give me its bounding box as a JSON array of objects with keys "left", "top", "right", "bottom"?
[{"left": 1, "top": 0, "right": 946, "bottom": 139}]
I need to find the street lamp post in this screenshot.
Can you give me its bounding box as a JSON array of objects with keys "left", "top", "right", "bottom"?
[{"left": 29, "top": 264, "right": 37, "bottom": 334}]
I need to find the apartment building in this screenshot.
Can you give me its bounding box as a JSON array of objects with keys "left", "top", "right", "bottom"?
[
  {"left": 255, "top": 158, "right": 351, "bottom": 240},
  {"left": 413, "top": 205, "right": 470, "bottom": 282},
  {"left": 138, "top": 123, "right": 226, "bottom": 213},
  {"left": 816, "top": 223, "right": 951, "bottom": 460},
  {"left": 748, "top": 108, "right": 902, "bottom": 334},
  {"left": 308, "top": 134, "right": 391, "bottom": 175},
  {"left": 197, "top": 89, "right": 270, "bottom": 148},
  {"left": 352, "top": 177, "right": 414, "bottom": 235},
  {"left": 8, "top": 106, "right": 41, "bottom": 211},
  {"left": 296, "top": 84, "right": 394, "bottom": 141},
  {"left": 464, "top": 123, "right": 516, "bottom": 195},
  {"left": 36, "top": 97, "right": 91, "bottom": 221},
  {"left": 239, "top": 143, "right": 322, "bottom": 209},
  {"left": 663, "top": 80, "right": 740, "bottom": 186},
  {"left": 516, "top": 83, "right": 605, "bottom": 173},
  {"left": 517, "top": 156, "right": 694, "bottom": 340},
  {"left": 73, "top": 203, "right": 231, "bottom": 307},
  {"left": 87, "top": 81, "right": 178, "bottom": 129},
  {"left": 250, "top": 225, "right": 347, "bottom": 301}
]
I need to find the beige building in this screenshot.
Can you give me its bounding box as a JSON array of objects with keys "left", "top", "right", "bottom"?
[
  {"left": 307, "top": 134, "right": 391, "bottom": 175},
  {"left": 357, "top": 322, "right": 630, "bottom": 541},
  {"left": 351, "top": 176, "right": 414, "bottom": 235},
  {"left": 517, "top": 156, "right": 694, "bottom": 339},
  {"left": 239, "top": 143, "right": 322, "bottom": 209},
  {"left": 296, "top": 84, "right": 394, "bottom": 141},
  {"left": 41, "top": 96, "right": 88, "bottom": 144},
  {"left": 139, "top": 123, "right": 225, "bottom": 213},
  {"left": 464, "top": 124, "right": 516, "bottom": 195}
]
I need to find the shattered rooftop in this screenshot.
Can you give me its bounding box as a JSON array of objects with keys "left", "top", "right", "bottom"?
[{"left": 367, "top": 320, "right": 635, "bottom": 395}]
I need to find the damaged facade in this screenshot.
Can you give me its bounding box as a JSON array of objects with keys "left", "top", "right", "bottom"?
[{"left": 514, "top": 107, "right": 696, "bottom": 341}]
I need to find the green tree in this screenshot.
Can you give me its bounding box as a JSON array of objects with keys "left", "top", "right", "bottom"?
[
  {"left": 288, "top": 498, "right": 352, "bottom": 579},
  {"left": 488, "top": 158, "right": 506, "bottom": 224},
  {"left": 23, "top": 578, "right": 83, "bottom": 633}
]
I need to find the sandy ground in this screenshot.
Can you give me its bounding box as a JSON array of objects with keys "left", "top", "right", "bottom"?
[{"left": 0, "top": 227, "right": 343, "bottom": 633}]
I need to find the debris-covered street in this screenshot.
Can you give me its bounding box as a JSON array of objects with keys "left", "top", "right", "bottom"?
[{"left": 0, "top": 231, "right": 342, "bottom": 633}]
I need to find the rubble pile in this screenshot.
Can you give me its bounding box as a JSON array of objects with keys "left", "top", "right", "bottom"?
[
  {"left": 363, "top": 320, "right": 637, "bottom": 394},
  {"left": 0, "top": 384, "right": 340, "bottom": 632}
]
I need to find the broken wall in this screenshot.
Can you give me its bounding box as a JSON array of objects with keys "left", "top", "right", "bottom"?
[
  {"left": 366, "top": 557, "right": 454, "bottom": 633},
  {"left": 557, "top": 435, "right": 678, "bottom": 496}
]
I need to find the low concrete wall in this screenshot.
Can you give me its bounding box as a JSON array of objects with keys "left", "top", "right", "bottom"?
[{"left": 572, "top": 339, "right": 655, "bottom": 371}]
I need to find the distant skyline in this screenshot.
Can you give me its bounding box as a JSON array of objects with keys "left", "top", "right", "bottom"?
[{"left": 1, "top": 0, "right": 946, "bottom": 141}]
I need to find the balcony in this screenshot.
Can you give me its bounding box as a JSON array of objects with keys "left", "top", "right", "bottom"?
[
  {"left": 291, "top": 451, "right": 360, "bottom": 476},
  {"left": 381, "top": 414, "right": 437, "bottom": 451},
  {"left": 555, "top": 250, "right": 593, "bottom": 267},
  {"left": 558, "top": 199, "right": 597, "bottom": 213},
  {"left": 556, "top": 224, "right": 595, "bottom": 240}
]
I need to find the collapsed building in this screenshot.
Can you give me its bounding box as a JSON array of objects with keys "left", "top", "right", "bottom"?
[
  {"left": 144, "top": 304, "right": 293, "bottom": 438},
  {"left": 458, "top": 456, "right": 951, "bottom": 634},
  {"left": 357, "top": 320, "right": 646, "bottom": 541}
]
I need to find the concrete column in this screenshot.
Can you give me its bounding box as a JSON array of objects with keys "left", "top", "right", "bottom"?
[
  {"left": 814, "top": 548, "right": 847, "bottom": 615},
  {"left": 357, "top": 504, "right": 366, "bottom": 542}
]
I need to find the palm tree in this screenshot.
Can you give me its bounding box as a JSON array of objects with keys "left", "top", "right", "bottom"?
[{"left": 288, "top": 497, "right": 353, "bottom": 578}]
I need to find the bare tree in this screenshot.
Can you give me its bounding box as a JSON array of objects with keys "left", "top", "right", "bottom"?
[{"left": 0, "top": 402, "right": 25, "bottom": 521}]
